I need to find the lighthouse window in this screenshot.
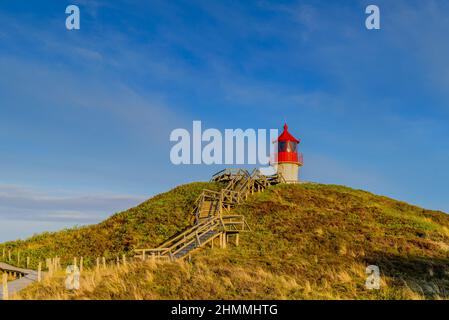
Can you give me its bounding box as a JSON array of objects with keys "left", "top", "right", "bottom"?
[
  {"left": 288, "top": 142, "right": 297, "bottom": 152},
  {"left": 278, "top": 141, "right": 286, "bottom": 152},
  {"left": 278, "top": 141, "right": 297, "bottom": 152}
]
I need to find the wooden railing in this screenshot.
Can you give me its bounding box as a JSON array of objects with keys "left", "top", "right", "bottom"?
[{"left": 135, "top": 168, "right": 284, "bottom": 261}]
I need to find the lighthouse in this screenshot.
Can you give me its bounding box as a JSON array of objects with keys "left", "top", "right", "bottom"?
[{"left": 273, "top": 123, "right": 303, "bottom": 183}]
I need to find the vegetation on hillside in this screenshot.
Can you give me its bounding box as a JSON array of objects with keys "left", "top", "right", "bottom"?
[
  {"left": 5, "top": 182, "right": 449, "bottom": 299},
  {"left": 0, "top": 182, "right": 221, "bottom": 269}
]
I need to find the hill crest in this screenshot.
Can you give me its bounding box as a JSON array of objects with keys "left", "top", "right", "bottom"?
[{"left": 2, "top": 182, "right": 449, "bottom": 299}]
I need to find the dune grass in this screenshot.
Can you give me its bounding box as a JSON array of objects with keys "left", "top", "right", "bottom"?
[
  {"left": 5, "top": 182, "right": 449, "bottom": 299},
  {"left": 0, "top": 182, "right": 221, "bottom": 269}
]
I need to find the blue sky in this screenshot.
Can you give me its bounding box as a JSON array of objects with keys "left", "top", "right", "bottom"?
[{"left": 1, "top": 0, "right": 449, "bottom": 242}]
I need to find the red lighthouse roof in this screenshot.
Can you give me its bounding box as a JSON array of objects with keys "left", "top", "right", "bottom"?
[{"left": 276, "top": 123, "right": 300, "bottom": 143}]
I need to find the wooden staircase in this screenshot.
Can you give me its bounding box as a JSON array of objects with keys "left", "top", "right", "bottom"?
[{"left": 135, "top": 169, "right": 284, "bottom": 261}]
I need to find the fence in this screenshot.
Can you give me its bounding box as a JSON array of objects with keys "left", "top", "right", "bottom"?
[{"left": 0, "top": 252, "right": 137, "bottom": 300}]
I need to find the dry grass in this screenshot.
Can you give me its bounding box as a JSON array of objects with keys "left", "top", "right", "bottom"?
[{"left": 5, "top": 182, "right": 449, "bottom": 300}]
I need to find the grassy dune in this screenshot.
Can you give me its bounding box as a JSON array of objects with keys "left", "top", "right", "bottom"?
[
  {"left": 0, "top": 182, "right": 221, "bottom": 269},
  {"left": 5, "top": 182, "right": 449, "bottom": 299}
]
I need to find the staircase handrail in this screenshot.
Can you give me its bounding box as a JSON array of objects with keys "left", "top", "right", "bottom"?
[
  {"left": 171, "top": 223, "right": 218, "bottom": 257},
  {"left": 159, "top": 217, "right": 220, "bottom": 256}
]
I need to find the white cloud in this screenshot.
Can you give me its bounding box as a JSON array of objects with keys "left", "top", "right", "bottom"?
[
  {"left": 0, "top": 219, "right": 79, "bottom": 242},
  {"left": 0, "top": 184, "right": 146, "bottom": 223}
]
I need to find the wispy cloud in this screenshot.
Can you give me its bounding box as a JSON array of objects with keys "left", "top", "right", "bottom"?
[{"left": 0, "top": 184, "right": 146, "bottom": 223}]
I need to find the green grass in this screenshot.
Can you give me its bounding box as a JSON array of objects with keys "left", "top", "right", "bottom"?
[
  {"left": 0, "top": 182, "right": 221, "bottom": 269},
  {"left": 4, "top": 182, "right": 449, "bottom": 299}
]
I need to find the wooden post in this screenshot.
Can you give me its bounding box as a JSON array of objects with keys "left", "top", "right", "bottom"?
[
  {"left": 2, "top": 273, "right": 8, "bottom": 300},
  {"left": 8, "top": 250, "right": 11, "bottom": 262},
  {"left": 102, "top": 257, "right": 106, "bottom": 269},
  {"left": 17, "top": 251, "right": 20, "bottom": 266},
  {"left": 96, "top": 257, "right": 100, "bottom": 272},
  {"left": 37, "top": 262, "right": 42, "bottom": 282},
  {"left": 26, "top": 256, "right": 30, "bottom": 269},
  {"left": 142, "top": 251, "right": 146, "bottom": 261},
  {"left": 223, "top": 233, "right": 227, "bottom": 248},
  {"left": 80, "top": 257, "right": 84, "bottom": 273},
  {"left": 73, "top": 257, "right": 77, "bottom": 268},
  {"left": 235, "top": 234, "right": 239, "bottom": 247},
  {"left": 122, "top": 254, "right": 127, "bottom": 266},
  {"left": 48, "top": 259, "right": 53, "bottom": 277}
]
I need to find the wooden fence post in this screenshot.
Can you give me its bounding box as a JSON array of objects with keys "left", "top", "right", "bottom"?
[
  {"left": 48, "top": 258, "right": 53, "bottom": 277},
  {"left": 37, "top": 262, "right": 42, "bottom": 282},
  {"left": 80, "top": 257, "right": 84, "bottom": 273},
  {"left": 8, "top": 250, "right": 11, "bottom": 262},
  {"left": 102, "top": 257, "right": 106, "bottom": 269},
  {"left": 56, "top": 257, "right": 60, "bottom": 271},
  {"left": 122, "top": 254, "right": 127, "bottom": 266},
  {"left": 96, "top": 257, "right": 100, "bottom": 272},
  {"left": 2, "top": 273, "right": 8, "bottom": 300}
]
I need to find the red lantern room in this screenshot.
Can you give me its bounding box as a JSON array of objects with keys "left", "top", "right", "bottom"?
[{"left": 273, "top": 123, "right": 303, "bottom": 183}]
